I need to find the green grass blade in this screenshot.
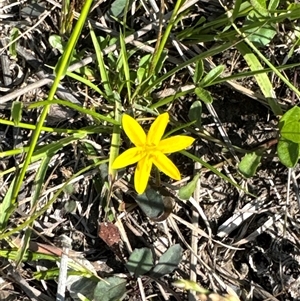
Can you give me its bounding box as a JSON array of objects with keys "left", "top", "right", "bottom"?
[
  {"left": 8, "top": 0, "right": 94, "bottom": 218},
  {"left": 235, "top": 41, "right": 282, "bottom": 115},
  {"left": 0, "top": 134, "right": 86, "bottom": 230},
  {"left": 144, "top": 41, "right": 234, "bottom": 95},
  {"left": 109, "top": 99, "right": 122, "bottom": 183},
  {"left": 0, "top": 118, "right": 112, "bottom": 136},
  {"left": 27, "top": 99, "right": 118, "bottom": 125},
  {"left": 181, "top": 150, "right": 253, "bottom": 196},
  {"left": 89, "top": 22, "right": 114, "bottom": 101},
  {"left": 119, "top": 33, "right": 131, "bottom": 102},
  {"left": 149, "top": 0, "right": 185, "bottom": 75},
  {"left": 11, "top": 101, "right": 22, "bottom": 126},
  {"left": 0, "top": 159, "right": 109, "bottom": 240}
]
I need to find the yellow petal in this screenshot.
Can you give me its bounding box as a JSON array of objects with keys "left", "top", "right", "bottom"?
[
  {"left": 122, "top": 114, "right": 146, "bottom": 147},
  {"left": 134, "top": 155, "right": 153, "bottom": 194},
  {"left": 147, "top": 113, "right": 169, "bottom": 146},
  {"left": 112, "top": 147, "right": 145, "bottom": 169},
  {"left": 152, "top": 152, "right": 181, "bottom": 180},
  {"left": 157, "top": 136, "right": 195, "bottom": 153}
]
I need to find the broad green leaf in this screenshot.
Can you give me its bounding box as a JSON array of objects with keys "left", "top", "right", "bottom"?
[
  {"left": 139, "top": 54, "right": 152, "bottom": 68},
  {"left": 9, "top": 27, "right": 20, "bottom": 58},
  {"left": 281, "top": 122, "right": 300, "bottom": 143},
  {"left": 279, "top": 106, "right": 300, "bottom": 130},
  {"left": 109, "top": 0, "right": 127, "bottom": 17},
  {"left": 11, "top": 101, "right": 22, "bottom": 126},
  {"left": 244, "top": 10, "right": 276, "bottom": 47},
  {"left": 238, "top": 152, "right": 262, "bottom": 178},
  {"left": 188, "top": 101, "right": 202, "bottom": 128},
  {"left": 287, "top": 4, "right": 300, "bottom": 21},
  {"left": 150, "top": 244, "right": 183, "bottom": 278},
  {"left": 192, "top": 60, "right": 204, "bottom": 84},
  {"left": 135, "top": 188, "right": 164, "bottom": 219},
  {"left": 277, "top": 139, "right": 300, "bottom": 168},
  {"left": 126, "top": 247, "right": 153, "bottom": 276},
  {"left": 268, "top": 0, "right": 279, "bottom": 10},
  {"left": 195, "top": 87, "right": 213, "bottom": 104},
  {"left": 200, "top": 65, "right": 225, "bottom": 87},
  {"left": 178, "top": 173, "right": 200, "bottom": 200},
  {"left": 137, "top": 67, "right": 146, "bottom": 85},
  {"left": 94, "top": 277, "right": 127, "bottom": 301},
  {"left": 49, "top": 35, "right": 65, "bottom": 53},
  {"left": 279, "top": 106, "right": 300, "bottom": 143},
  {"left": 250, "top": 0, "right": 268, "bottom": 15}
]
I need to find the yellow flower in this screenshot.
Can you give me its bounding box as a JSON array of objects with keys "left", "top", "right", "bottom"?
[{"left": 112, "top": 112, "right": 195, "bottom": 194}]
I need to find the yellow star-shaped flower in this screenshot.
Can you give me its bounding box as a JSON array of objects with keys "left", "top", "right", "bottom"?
[{"left": 112, "top": 112, "right": 195, "bottom": 194}]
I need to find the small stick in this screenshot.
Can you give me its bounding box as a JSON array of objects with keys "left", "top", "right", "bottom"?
[{"left": 56, "top": 235, "right": 72, "bottom": 301}]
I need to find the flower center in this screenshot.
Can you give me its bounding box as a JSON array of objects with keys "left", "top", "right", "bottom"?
[{"left": 144, "top": 144, "right": 157, "bottom": 153}]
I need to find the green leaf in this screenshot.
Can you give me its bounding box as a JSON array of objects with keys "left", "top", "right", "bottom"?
[
  {"left": 135, "top": 188, "right": 164, "bottom": 219},
  {"left": 94, "top": 277, "right": 127, "bottom": 301},
  {"left": 119, "top": 33, "right": 131, "bottom": 101},
  {"left": 250, "top": 0, "right": 268, "bottom": 15},
  {"left": 244, "top": 10, "right": 276, "bottom": 47},
  {"left": 181, "top": 150, "right": 252, "bottom": 196},
  {"left": 49, "top": 35, "right": 64, "bottom": 53},
  {"left": 231, "top": 0, "right": 243, "bottom": 23},
  {"left": 279, "top": 106, "right": 300, "bottom": 143},
  {"left": 235, "top": 42, "right": 282, "bottom": 115},
  {"left": 126, "top": 248, "right": 153, "bottom": 276},
  {"left": 281, "top": 121, "right": 300, "bottom": 143},
  {"left": 89, "top": 23, "right": 114, "bottom": 101},
  {"left": 108, "top": 0, "right": 127, "bottom": 17},
  {"left": 200, "top": 65, "right": 225, "bottom": 87},
  {"left": 277, "top": 139, "right": 300, "bottom": 168},
  {"left": 137, "top": 67, "right": 146, "bottom": 85},
  {"left": 11, "top": 101, "right": 22, "bottom": 126},
  {"left": 194, "top": 87, "right": 213, "bottom": 104},
  {"left": 268, "top": 0, "right": 279, "bottom": 10},
  {"left": 178, "top": 173, "right": 200, "bottom": 200},
  {"left": 9, "top": 27, "right": 20, "bottom": 58},
  {"left": 150, "top": 244, "right": 183, "bottom": 278},
  {"left": 188, "top": 101, "right": 202, "bottom": 128},
  {"left": 279, "top": 106, "right": 300, "bottom": 130},
  {"left": 192, "top": 60, "right": 204, "bottom": 84},
  {"left": 238, "top": 152, "right": 262, "bottom": 178}
]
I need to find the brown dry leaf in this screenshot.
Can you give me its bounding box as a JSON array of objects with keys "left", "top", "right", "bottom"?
[{"left": 98, "top": 222, "right": 121, "bottom": 247}]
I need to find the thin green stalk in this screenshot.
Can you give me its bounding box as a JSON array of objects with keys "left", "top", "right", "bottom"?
[
  {"left": 149, "top": 0, "right": 185, "bottom": 75},
  {"left": 7, "top": 0, "right": 94, "bottom": 218},
  {"left": 0, "top": 118, "right": 111, "bottom": 135}
]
